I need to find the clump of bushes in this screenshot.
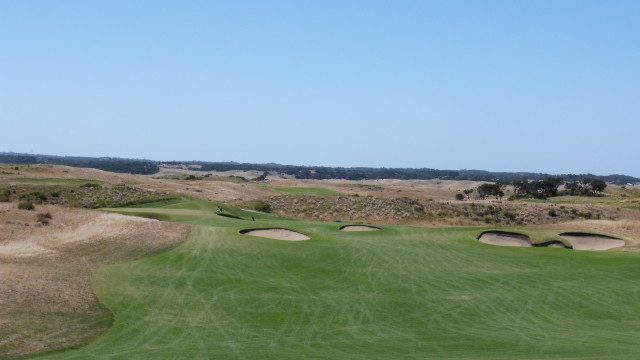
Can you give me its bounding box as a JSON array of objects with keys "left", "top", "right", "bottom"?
[
  {"left": 254, "top": 201, "right": 272, "bottom": 213},
  {"left": 502, "top": 210, "right": 517, "bottom": 221},
  {"left": 37, "top": 212, "right": 52, "bottom": 225},
  {"left": 18, "top": 201, "right": 35, "bottom": 210},
  {"left": 33, "top": 191, "right": 47, "bottom": 202},
  {"left": 0, "top": 189, "right": 11, "bottom": 202},
  {"left": 548, "top": 209, "right": 557, "bottom": 217},
  {"left": 578, "top": 211, "right": 592, "bottom": 219}
]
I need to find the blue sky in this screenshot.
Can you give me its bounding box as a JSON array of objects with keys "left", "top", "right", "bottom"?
[{"left": 1, "top": 1, "right": 638, "bottom": 176}]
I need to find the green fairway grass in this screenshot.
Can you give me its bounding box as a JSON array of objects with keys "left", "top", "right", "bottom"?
[
  {"left": 34, "top": 200, "right": 640, "bottom": 359},
  {"left": 272, "top": 186, "right": 340, "bottom": 195}
]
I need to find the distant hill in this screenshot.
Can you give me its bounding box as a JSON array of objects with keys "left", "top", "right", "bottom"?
[
  {"left": 0, "top": 152, "right": 158, "bottom": 175},
  {"left": 1, "top": 152, "right": 638, "bottom": 185}
]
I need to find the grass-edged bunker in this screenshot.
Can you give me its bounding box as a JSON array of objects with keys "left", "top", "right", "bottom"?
[
  {"left": 240, "top": 228, "right": 310, "bottom": 241},
  {"left": 478, "top": 231, "right": 532, "bottom": 247},
  {"left": 339, "top": 225, "right": 382, "bottom": 232},
  {"left": 559, "top": 232, "right": 625, "bottom": 251}
]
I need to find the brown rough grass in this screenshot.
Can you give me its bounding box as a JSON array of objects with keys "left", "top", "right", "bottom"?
[{"left": 0, "top": 203, "right": 189, "bottom": 359}]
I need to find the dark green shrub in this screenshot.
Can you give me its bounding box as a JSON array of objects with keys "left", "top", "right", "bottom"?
[
  {"left": 0, "top": 189, "right": 10, "bottom": 202},
  {"left": 254, "top": 201, "right": 272, "bottom": 213},
  {"left": 578, "top": 211, "right": 592, "bottom": 219},
  {"left": 33, "top": 192, "right": 47, "bottom": 202},
  {"left": 455, "top": 193, "right": 465, "bottom": 201},
  {"left": 503, "top": 210, "right": 516, "bottom": 221},
  {"left": 548, "top": 209, "right": 557, "bottom": 217}
]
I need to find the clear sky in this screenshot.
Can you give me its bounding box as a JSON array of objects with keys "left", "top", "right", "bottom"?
[{"left": 1, "top": 1, "right": 638, "bottom": 176}]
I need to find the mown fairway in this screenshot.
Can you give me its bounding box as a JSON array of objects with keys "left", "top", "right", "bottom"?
[{"left": 34, "top": 201, "right": 640, "bottom": 359}]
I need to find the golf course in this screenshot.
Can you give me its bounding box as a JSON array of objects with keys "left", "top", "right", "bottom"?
[{"left": 32, "top": 200, "right": 640, "bottom": 360}]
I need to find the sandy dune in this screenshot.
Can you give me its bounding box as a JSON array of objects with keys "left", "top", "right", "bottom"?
[{"left": 0, "top": 204, "right": 165, "bottom": 257}]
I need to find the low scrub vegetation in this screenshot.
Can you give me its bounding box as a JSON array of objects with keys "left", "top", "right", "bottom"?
[
  {"left": 253, "top": 201, "right": 272, "bottom": 213},
  {"left": 37, "top": 212, "right": 52, "bottom": 225},
  {"left": 1, "top": 183, "right": 179, "bottom": 209},
  {"left": 18, "top": 201, "right": 35, "bottom": 210},
  {"left": 264, "top": 194, "right": 612, "bottom": 226}
]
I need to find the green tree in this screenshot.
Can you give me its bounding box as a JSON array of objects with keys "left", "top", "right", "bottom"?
[
  {"left": 590, "top": 179, "right": 607, "bottom": 194},
  {"left": 463, "top": 188, "right": 474, "bottom": 200}
]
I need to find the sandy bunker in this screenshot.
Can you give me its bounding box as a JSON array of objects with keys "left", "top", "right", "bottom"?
[
  {"left": 340, "top": 225, "right": 381, "bottom": 232},
  {"left": 240, "top": 228, "right": 310, "bottom": 241},
  {"left": 560, "top": 232, "right": 625, "bottom": 251},
  {"left": 478, "top": 231, "right": 532, "bottom": 247}
]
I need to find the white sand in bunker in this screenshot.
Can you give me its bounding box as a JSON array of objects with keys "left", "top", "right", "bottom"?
[
  {"left": 340, "top": 225, "right": 381, "bottom": 232},
  {"left": 242, "top": 229, "right": 310, "bottom": 241},
  {"left": 478, "top": 232, "right": 532, "bottom": 247},
  {"left": 560, "top": 233, "right": 625, "bottom": 251}
]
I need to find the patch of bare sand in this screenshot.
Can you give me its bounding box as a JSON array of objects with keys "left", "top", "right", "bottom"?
[
  {"left": 0, "top": 241, "right": 55, "bottom": 257},
  {"left": 340, "top": 225, "right": 381, "bottom": 232},
  {"left": 478, "top": 232, "right": 532, "bottom": 247},
  {"left": 0, "top": 203, "right": 190, "bottom": 359},
  {"left": 153, "top": 165, "right": 265, "bottom": 179},
  {"left": 242, "top": 228, "right": 310, "bottom": 241},
  {"left": 0, "top": 203, "right": 162, "bottom": 257}
]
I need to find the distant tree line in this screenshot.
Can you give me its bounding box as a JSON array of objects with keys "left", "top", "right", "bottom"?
[
  {"left": 476, "top": 182, "right": 507, "bottom": 200},
  {"left": 0, "top": 153, "right": 158, "bottom": 175},
  {"left": 165, "top": 161, "right": 637, "bottom": 184},
  {"left": 460, "top": 176, "right": 608, "bottom": 201},
  {"left": 564, "top": 178, "right": 607, "bottom": 196},
  {"left": 512, "top": 177, "right": 565, "bottom": 199},
  {"left": 1, "top": 152, "right": 637, "bottom": 183}
]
